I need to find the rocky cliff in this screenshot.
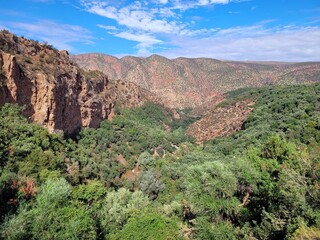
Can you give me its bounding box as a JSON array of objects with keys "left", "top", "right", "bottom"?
[
  {"left": 0, "top": 30, "right": 148, "bottom": 134},
  {"left": 72, "top": 53, "right": 320, "bottom": 110},
  {"left": 186, "top": 100, "right": 255, "bottom": 143}
]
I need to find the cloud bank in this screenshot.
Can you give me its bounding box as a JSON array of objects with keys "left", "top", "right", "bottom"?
[
  {"left": 3, "top": 20, "right": 94, "bottom": 51},
  {"left": 1, "top": 0, "right": 319, "bottom": 61},
  {"left": 79, "top": 0, "right": 320, "bottom": 61}
]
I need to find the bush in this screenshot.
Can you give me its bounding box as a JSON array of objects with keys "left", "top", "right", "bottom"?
[
  {"left": 109, "top": 214, "right": 184, "bottom": 240},
  {"left": 184, "top": 161, "right": 238, "bottom": 216},
  {"left": 100, "top": 188, "right": 150, "bottom": 236},
  {"left": 139, "top": 169, "right": 165, "bottom": 200},
  {"left": 193, "top": 217, "right": 237, "bottom": 240}
]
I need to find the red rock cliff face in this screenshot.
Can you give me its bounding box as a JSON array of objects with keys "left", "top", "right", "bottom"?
[{"left": 0, "top": 31, "right": 146, "bottom": 134}]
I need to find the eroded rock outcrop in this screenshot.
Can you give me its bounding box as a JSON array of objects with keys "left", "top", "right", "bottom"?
[
  {"left": 0, "top": 30, "right": 146, "bottom": 134},
  {"left": 186, "top": 100, "right": 255, "bottom": 143}
]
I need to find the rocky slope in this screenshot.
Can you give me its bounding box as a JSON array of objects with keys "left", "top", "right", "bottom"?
[
  {"left": 72, "top": 53, "right": 320, "bottom": 110},
  {"left": 0, "top": 31, "right": 151, "bottom": 134},
  {"left": 186, "top": 100, "right": 255, "bottom": 143}
]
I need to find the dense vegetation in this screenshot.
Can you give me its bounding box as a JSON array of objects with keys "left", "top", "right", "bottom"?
[{"left": 0, "top": 83, "right": 319, "bottom": 239}]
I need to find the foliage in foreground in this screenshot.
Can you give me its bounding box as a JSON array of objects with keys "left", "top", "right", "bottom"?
[{"left": 0, "top": 83, "right": 320, "bottom": 239}]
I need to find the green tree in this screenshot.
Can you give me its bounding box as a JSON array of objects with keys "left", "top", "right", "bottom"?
[
  {"left": 99, "top": 188, "right": 150, "bottom": 237},
  {"left": 139, "top": 169, "right": 165, "bottom": 200},
  {"left": 184, "top": 161, "right": 239, "bottom": 217},
  {"left": 109, "top": 214, "right": 184, "bottom": 240}
]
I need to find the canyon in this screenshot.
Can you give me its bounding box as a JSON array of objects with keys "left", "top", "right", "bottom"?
[{"left": 1, "top": 30, "right": 320, "bottom": 139}]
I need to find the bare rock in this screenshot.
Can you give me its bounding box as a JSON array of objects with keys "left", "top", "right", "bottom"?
[
  {"left": 0, "top": 30, "right": 148, "bottom": 134},
  {"left": 186, "top": 100, "right": 255, "bottom": 143}
]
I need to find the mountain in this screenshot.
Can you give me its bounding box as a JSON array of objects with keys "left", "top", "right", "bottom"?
[
  {"left": 72, "top": 53, "right": 320, "bottom": 109},
  {"left": 0, "top": 30, "right": 155, "bottom": 134}
]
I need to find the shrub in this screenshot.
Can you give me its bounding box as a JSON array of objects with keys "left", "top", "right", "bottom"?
[{"left": 109, "top": 214, "right": 184, "bottom": 240}]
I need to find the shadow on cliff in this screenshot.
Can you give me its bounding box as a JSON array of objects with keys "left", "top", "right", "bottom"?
[
  {"left": 0, "top": 73, "right": 15, "bottom": 105},
  {"left": 53, "top": 71, "right": 83, "bottom": 137},
  {"left": 0, "top": 63, "right": 35, "bottom": 119},
  {"left": 18, "top": 70, "right": 35, "bottom": 119}
]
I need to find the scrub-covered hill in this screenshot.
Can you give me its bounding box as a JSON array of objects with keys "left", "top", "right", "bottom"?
[
  {"left": 1, "top": 83, "right": 319, "bottom": 240},
  {"left": 73, "top": 53, "right": 320, "bottom": 109}
]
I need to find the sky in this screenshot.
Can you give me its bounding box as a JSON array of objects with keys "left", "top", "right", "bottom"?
[{"left": 0, "top": 0, "right": 319, "bottom": 61}]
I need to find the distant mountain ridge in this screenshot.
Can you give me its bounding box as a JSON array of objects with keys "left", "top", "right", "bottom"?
[{"left": 72, "top": 53, "right": 320, "bottom": 109}]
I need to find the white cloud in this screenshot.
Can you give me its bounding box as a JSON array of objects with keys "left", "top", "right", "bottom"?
[
  {"left": 158, "top": 7, "right": 176, "bottom": 17},
  {"left": 0, "top": 25, "right": 8, "bottom": 31},
  {"left": 97, "top": 24, "right": 117, "bottom": 31},
  {"left": 115, "top": 32, "right": 162, "bottom": 45},
  {"left": 80, "top": 0, "right": 231, "bottom": 53},
  {"left": 180, "top": 27, "right": 219, "bottom": 36},
  {"left": 82, "top": 0, "right": 183, "bottom": 55},
  {"left": 79, "top": 1, "right": 319, "bottom": 61},
  {"left": 160, "top": 25, "right": 320, "bottom": 61},
  {"left": 83, "top": 1, "right": 180, "bottom": 34},
  {"left": 205, "top": 0, "right": 229, "bottom": 4},
  {"left": 3, "top": 20, "right": 94, "bottom": 52},
  {"left": 216, "top": 25, "right": 267, "bottom": 38},
  {"left": 172, "top": 0, "right": 229, "bottom": 10},
  {"left": 115, "top": 32, "right": 162, "bottom": 56}
]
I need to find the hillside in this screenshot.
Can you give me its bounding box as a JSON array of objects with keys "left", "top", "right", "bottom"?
[
  {"left": 72, "top": 53, "right": 320, "bottom": 109},
  {"left": 1, "top": 83, "right": 319, "bottom": 240},
  {"left": 0, "top": 30, "right": 156, "bottom": 134},
  {"left": 187, "top": 99, "right": 255, "bottom": 143}
]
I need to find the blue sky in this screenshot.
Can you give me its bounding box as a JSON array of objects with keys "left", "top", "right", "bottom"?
[{"left": 0, "top": 0, "right": 319, "bottom": 61}]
